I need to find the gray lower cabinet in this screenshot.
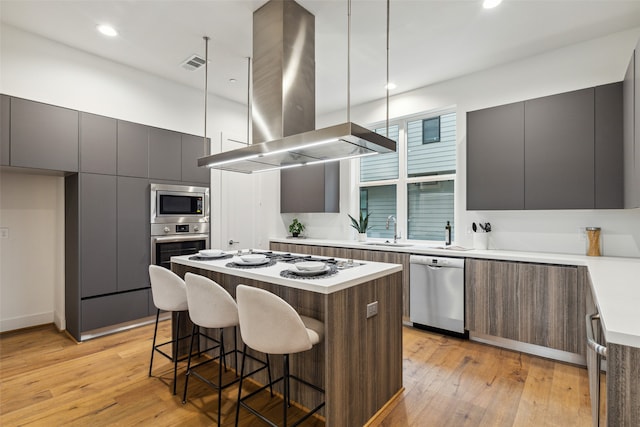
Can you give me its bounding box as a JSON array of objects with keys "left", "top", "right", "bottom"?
[
  {"left": 81, "top": 289, "right": 150, "bottom": 331},
  {"left": 117, "top": 176, "right": 150, "bottom": 291},
  {"left": 465, "top": 258, "right": 583, "bottom": 356},
  {"left": 525, "top": 88, "right": 595, "bottom": 209},
  {"left": 281, "top": 163, "right": 339, "bottom": 213},
  {"left": 117, "top": 120, "right": 148, "bottom": 178},
  {"left": 1, "top": 95, "right": 9, "bottom": 166},
  {"left": 181, "top": 134, "right": 210, "bottom": 184},
  {"left": 149, "top": 127, "right": 181, "bottom": 181},
  {"left": 467, "top": 102, "right": 525, "bottom": 210},
  {"left": 595, "top": 83, "right": 624, "bottom": 208},
  {"left": 80, "top": 113, "right": 117, "bottom": 175},
  {"left": 80, "top": 173, "right": 117, "bottom": 298},
  {"left": 10, "top": 97, "right": 79, "bottom": 172}
]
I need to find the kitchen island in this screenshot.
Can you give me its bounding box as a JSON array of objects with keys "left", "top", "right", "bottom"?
[{"left": 170, "top": 252, "right": 403, "bottom": 427}]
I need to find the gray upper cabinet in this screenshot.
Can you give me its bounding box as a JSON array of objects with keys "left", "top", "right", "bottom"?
[
  {"left": 117, "top": 120, "right": 148, "bottom": 178},
  {"left": 10, "top": 97, "right": 79, "bottom": 172},
  {"left": 79, "top": 113, "right": 117, "bottom": 175},
  {"left": 467, "top": 102, "right": 525, "bottom": 210},
  {"left": 80, "top": 173, "right": 117, "bottom": 298},
  {"left": 149, "top": 127, "right": 181, "bottom": 181},
  {"left": 181, "top": 133, "right": 210, "bottom": 184},
  {"left": 636, "top": 42, "right": 640, "bottom": 208},
  {"left": 117, "top": 176, "right": 150, "bottom": 292},
  {"left": 281, "top": 163, "right": 340, "bottom": 213},
  {"left": 1, "top": 95, "right": 9, "bottom": 166},
  {"left": 623, "top": 51, "right": 636, "bottom": 208},
  {"left": 524, "top": 88, "right": 595, "bottom": 209},
  {"left": 595, "top": 83, "right": 623, "bottom": 209}
]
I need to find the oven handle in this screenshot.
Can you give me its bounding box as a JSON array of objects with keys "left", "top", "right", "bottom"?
[{"left": 151, "top": 234, "right": 209, "bottom": 244}]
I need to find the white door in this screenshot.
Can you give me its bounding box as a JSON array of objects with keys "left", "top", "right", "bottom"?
[{"left": 219, "top": 134, "right": 256, "bottom": 251}]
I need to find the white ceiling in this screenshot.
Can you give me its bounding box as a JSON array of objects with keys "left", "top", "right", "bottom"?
[{"left": 2, "top": 0, "right": 640, "bottom": 115}]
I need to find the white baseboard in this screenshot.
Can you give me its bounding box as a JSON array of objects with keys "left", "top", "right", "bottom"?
[{"left": 0, "top": 311, "right": 54, "bottom": 333}]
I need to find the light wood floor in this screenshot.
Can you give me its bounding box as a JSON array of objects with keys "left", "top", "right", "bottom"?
[{"left": 0, "top": 322, "right": 596, "bottom": 426}]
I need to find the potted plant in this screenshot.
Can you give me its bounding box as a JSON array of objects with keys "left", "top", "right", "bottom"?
[
  {"left": 348, "top": 211, "right": 372, "bottom": 242},
  {"left": 288, "top": 218, "right": 305, "bottom": 238}
]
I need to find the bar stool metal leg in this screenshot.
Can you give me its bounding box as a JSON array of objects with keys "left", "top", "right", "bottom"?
[{"left": 148, "top": 308, "right": 160, "bottom": 377}]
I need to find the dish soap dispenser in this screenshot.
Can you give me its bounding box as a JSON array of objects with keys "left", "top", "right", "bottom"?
[{"left": 445, "top": 221, "right": 452, "bottom": 246}]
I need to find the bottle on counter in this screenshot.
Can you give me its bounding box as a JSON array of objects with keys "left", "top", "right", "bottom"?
[{"left": 445, "top": 221, "right": 452, "bottom": 246}]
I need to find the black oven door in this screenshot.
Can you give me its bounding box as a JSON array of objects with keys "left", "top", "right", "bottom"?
[{"left": 151, "top": 235, "right": 209, "bottom": 270}]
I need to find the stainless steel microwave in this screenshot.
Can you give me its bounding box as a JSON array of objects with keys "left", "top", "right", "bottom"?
[{"left": 150, "top": 183, "right": 209, "bottom": 224}]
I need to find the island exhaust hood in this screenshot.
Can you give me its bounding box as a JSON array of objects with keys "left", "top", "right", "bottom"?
[{"left": 197, "top": 0, "right": 396, "bottom": 174}]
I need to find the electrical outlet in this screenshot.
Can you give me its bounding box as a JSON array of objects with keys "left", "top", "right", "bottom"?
[
  {"left": 366, "top": 301, "right": 378, "bottom": 318},
  {"left": 0, "top": 228, "right": 8, "bottom": 239}
]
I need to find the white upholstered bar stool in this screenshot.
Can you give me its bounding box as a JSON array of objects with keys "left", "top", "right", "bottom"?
[
  {"left": 148, "top": 265, "right": 191, "bottom": 395},
  {"left": 235, "top": 285, "right": 325, "bottom": 427},
  {"left": 182, "top": 273, "right": 242, "bottom": 426}
]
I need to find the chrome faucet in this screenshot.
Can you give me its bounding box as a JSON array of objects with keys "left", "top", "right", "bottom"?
[{"left": 386, "top": 215, "right": 399, "bottom": 243}]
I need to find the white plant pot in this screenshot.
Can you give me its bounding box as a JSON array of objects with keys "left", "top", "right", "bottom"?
[
  {"left": 357, "top": 233, "right": 367, "bottom": 242},
  {"left": 473, "top": 232, "right": 489, "bottom": 250}
]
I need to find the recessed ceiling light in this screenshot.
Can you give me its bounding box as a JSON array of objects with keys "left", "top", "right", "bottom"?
[
  {"left": 229, "top": 78, "right": 237, "bottom": 84},
  {"left": 483, "top": 0, "right": 503, "bottom": 9},
  {"left": 97, "top": 24, "right": 118, "bottom": 37},
  {"left": 385, "top": 82, "right": 397, "bottom": 90}
]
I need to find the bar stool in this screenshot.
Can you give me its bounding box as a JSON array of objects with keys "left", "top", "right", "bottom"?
[
  {"left": 148, "top": 265, "right": 192, "bottom": 395},
  {"left": 182, "top": 273, "right": 243, "bottom": 426},
  {"left": 235, "top": 285, "right": 325, "bottom": 427}
]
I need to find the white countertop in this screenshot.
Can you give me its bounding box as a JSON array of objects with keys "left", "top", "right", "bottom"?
[
  {"left": 271, "top": 237, "right": 640, "bottom": 349},
  {"left": 171, "top": 253, "right": 402, "bottom": 295}
]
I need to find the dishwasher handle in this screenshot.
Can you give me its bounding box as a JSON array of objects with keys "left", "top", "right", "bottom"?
[{"left": 586, "top": 313, "right": 607, "bottom": 358}]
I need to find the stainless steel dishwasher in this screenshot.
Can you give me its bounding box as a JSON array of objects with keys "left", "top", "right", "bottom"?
[{"left": 409, "top": 255, "right": 467, "bottom": 337}]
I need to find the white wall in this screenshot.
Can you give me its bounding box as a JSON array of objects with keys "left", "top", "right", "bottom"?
[
  {"left": 0, "top": 25, "right": 248, "bottom": 331},
  {"left": 0, "top": 171, "right": 65, "bottom": 332},
  {"left": 265, "top": 27, "right": 640, "bottom": 258}
]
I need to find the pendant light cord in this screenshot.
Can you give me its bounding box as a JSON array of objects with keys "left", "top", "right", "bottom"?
[
  {"left": 203, "top": 36, "right": 210, "bottom": 155},
  {"left": 347, "top": 0, "right": 351, "bottom": 124},
  {"left": 386, "top": 0, "right": 390, "bottom": 138}
]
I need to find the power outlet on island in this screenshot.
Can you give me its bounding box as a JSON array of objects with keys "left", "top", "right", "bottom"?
[{"left": 366, "top": 301, "right": 378, "bottom": 318}]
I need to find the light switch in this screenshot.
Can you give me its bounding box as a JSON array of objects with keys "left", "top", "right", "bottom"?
[
  {"left": 366, "top": 301, "right": 378, "bottom": 318},
  {"left": 0, "top": 227, "right": 8, "bottom": 239}
]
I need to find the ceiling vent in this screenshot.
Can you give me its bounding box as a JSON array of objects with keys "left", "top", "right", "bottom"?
[{"left": 180, "top": 54, "right": 206, "bottom": 71}]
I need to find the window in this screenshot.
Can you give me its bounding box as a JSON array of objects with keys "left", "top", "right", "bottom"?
[{"left": 358, "top": 110, "right": 456, "bottom": 241}]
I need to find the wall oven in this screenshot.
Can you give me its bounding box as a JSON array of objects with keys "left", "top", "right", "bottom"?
[{"left": 150, "top": 183, "right": 210, "bottom": 269}]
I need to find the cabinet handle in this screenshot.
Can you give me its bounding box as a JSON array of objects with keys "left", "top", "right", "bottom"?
[{"left": 586, "top": 313, "right": 607, "bottom": 358}]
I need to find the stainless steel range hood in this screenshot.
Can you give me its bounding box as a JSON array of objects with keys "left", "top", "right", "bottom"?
[
  {"left": 198, "top": 122, "right": 395, "bottom": 173},
  {"left": 197, "top": 0, "right": 396, "bottom": 174}
]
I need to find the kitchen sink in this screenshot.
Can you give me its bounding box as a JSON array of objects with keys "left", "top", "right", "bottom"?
[{"left": 363, "top": 242, "right": 414, "bottom": 247}]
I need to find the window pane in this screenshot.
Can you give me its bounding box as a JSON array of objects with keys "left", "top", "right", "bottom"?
[
  {"left": 360, "top": 125, "right": 399, "bottom": 182},
  {"left": 359, "top": 185, "right": 396, "bottom": 239},
  {"left": 407, "top": 180, "right": 454, "bottom": 241},
  {"left": 407, "top": 112, "right": 456, "bottom": 177}
]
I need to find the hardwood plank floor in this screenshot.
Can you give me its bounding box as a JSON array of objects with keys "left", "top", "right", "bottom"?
[{"left": 1, "top": 323, "right": 596, "bottom": 426}]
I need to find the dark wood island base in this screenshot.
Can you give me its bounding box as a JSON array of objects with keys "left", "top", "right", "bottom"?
[{"left": 171, "top": 261, "right": 403, "bottom": 427}]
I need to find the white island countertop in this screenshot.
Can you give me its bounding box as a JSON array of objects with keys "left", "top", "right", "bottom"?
[
  {"left": 171, "top": 252, "right": 402, "bottom": 295},
  {"left": 271, "top": 237, "right": 640, "bottom": 349}
]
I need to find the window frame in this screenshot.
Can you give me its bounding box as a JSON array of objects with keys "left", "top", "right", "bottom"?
[{"left": 356, "top": 107, "right": 456, "bottom": 243}]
